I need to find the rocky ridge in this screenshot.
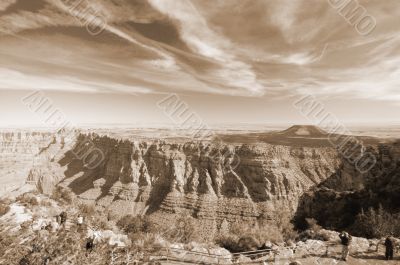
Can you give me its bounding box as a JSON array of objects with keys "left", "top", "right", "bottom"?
[
  {"left": 23, "top": 130, "right": 341, "bottom": 240},
  {"left": 2, "top": 127, "right": 397, "bottom": 240}
]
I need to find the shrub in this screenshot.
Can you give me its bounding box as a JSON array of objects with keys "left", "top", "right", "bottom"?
[
  {"left": 273, "top": 210, "right": 299, "bottom": 242},
  {"left": 40, "top": 199, "right": 52, "bottom": 207},
  {"left": 351, "top": 205, "right": 400, "bottom": 238},
  {"left": 0, "top": 198, "right": 11, "bottom": 216},
  {"left": 237, "top": 236, "right": 260, "bottom": 252},
  {"left": 79, "top": 203, "right": 95, "bottom": 217},
  {"left": 30, "top": 197, "right": 39, "bottom": 206},
  {"left": 0, "top": 203, "right": 10, "bottom": 216},
  {"left": 216, "top": 221, "right": 282, "bottom": 252},
  {"left": 160, "top": 215, "right": 200, "bottom": 244},
  {"left": 216, "top": 210, "right": 299, "bottom": 252},
  {"left": 216, "top": 234, "right": 261, "bottom": 253},
  {"left": 16, "top": 193, "right": 39, "bottom": 206},
  {"left": 315, "top": 229, "right": 332, "bottom": 241},
  {"left": 230, "top": 221, "right": 283, "bottom": 244},
  {"left": 172, "top": 215, "right": 200, "bottom": 243},
  {"left": 117, "top": 215, "right": 153, "bottom": 235},
  {"left": 305, "top": 218, "right": 322, "bottom": 232},
  {"left": 97, "top": 220, "right": 112, "bottom": 231},
  {"left": 20, "top": 221, "right": 31, "bottom": 232},
  {"left": 129, "top": 232, "right": 161, "bottom": 251},
  {"left": 51, "top": 186, "right": 74, "bottom": 204},
  {"left": 215, "top": 234, "right": 240, "bottom": 252}
]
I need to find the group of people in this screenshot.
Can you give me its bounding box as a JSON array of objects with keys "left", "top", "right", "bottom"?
[
  {"left": 339, "top": 231, "right": 398, "bottom": 261},
  {"left": 18, "top": 211, "right": 95, "bottom": 265}
]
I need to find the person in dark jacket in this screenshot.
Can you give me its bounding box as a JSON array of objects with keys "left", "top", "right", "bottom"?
[
  {"left": 339, "top": 231, "right": 352, "bottom": 261},
  {"left": 86, "top": 236, "right": 95, "bottom": 256},
  {"left": 60, "top": 212, "right": 67, "bottom": 224},
  {"left": 19, "top": 256, "right": 30, "bottom": 265},
  {"left": 59, "top": 211, "right": 67, "bottom": 230},
  {"left": 385, "top": 235, "right": 395, "bottom": 260}
]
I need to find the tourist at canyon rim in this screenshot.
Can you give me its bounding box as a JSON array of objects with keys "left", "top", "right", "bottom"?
[
  {"left": 59, "top": 211, "right": 67, "bottom": 229},
  {"left": 385, "top": 234, "right": 396, "bottom": 260},
  {"left": 339, "top": 231, "right": 352, "bottom": 261},
  {"left": 85, "top": 236, "right": 95, "bottom": 256},
  {"left": 19, "top": 256, "right": 30, "bottom": 265}
]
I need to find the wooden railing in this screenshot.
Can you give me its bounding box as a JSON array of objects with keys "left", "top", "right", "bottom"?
[{"left": 134, "top": 246, "right": 291, "bottom": 264}]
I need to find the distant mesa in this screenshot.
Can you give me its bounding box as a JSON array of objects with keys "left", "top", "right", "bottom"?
[{"left": 276, "top": 125, "right": 328, "bottom": 138}]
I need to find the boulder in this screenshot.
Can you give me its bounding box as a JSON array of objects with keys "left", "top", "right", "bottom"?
[
  {"left": 296, "top": 240, "right": 327, "bottom": 257},
  {"left": 235, "top": 254, "right": 252, "bottom": 263},
  {"left": 208, "top": 247, "right": 232, "bottom": 264},
  {"left": 350, "top": 236, "right": 370, "bottom": 253},
  {"left": 317, "top": 229, "right": 340, "bottom": 242}
]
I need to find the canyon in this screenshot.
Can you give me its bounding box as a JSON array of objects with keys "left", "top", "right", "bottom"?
[
  {"left": 1, "top": 125, "right": 398, "bottom": 240},
  {"left": 0, "top": 130, "right": 56, "bottom": 194},
  {"left": 295, "top": 139, "right": 400, "bottom": 234}
]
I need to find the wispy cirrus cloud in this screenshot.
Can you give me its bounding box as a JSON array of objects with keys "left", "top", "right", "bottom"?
[
  {"left": 0, "top": 0, "right": 17, "bottom": 12},
  {"left": 149, "top": 0, "right": 263, "bottom": 95},
  {"left": 0, "top": 68, "right": 152, "bottom": 93},
  {"left": 0, "top": 0, "right": 399, "bottom": 103}
]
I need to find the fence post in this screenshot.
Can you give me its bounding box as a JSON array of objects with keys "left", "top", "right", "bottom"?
[{"left": 166, "top": 248, "right": 170, "bottom": 262}]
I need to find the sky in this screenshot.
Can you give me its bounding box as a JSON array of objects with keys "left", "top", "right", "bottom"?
[{"left": 0, "top": 0, "right": 399, "bottom": 127}]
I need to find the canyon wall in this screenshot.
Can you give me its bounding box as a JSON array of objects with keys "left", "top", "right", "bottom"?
[
  {"left": 0, "top": 131, "right": 59, "bottom": 194},
  {"left": 44, "top": 133, "right": 342, "bottom": 240},
  {"left": 295, "top": 140, "right": 400, "bottom": 232},
  {"left": 0, "top": 129, "right": 83, "bottom": 196},
  {"left": 7, "top": 130, "right": 396, "bottom": 240}
]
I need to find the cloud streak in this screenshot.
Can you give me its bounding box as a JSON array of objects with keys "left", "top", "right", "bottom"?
[{"left": 0, "top": 0, "right": 398, "bottom": 102}]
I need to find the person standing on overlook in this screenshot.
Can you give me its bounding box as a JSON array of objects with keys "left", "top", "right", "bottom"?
[
  {"left": 339, "top": 231, "right": 352, "bottom": 261},
  {"left": 385, "top": 234, "right": 395, "bottom": 260}
]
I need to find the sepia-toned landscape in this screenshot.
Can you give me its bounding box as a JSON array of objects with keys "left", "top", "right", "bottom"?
[{"left": 1, "top": 0, "right": 400, "bottom": 264}]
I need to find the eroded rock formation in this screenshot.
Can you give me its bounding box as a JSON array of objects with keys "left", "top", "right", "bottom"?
[
  {"left": 30, "top": 132, "right": 341, "bottom": 240},
  {"left": 295, "top": 140, "right": 400, "bottom": 232},
  {"left": 4, "top": 127, "right": 396, "bottom": 240},
  {"left": 0, "top": 131, "right": 66, "bottom": 194}
]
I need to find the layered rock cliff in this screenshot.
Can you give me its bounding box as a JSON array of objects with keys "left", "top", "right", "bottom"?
[
  {"left": 26, "top": 131, "right": 340, "bottom": 240},
  {"left": 295, "top": 140, "right": 400, "bottom": 231},
  {"left": 0, "top": 131, "right": 60, "bottom": 194},
  {"left": 4, "top": 127, "right": 396, "bottom": 240}
]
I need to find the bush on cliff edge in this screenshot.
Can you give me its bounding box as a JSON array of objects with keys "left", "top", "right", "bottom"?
[{"left": 351, "top": 205, "right": 400, "bottom": 238}]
